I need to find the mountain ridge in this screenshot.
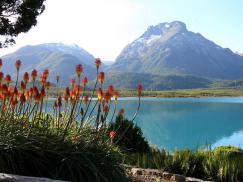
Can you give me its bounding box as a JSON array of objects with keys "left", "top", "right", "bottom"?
[{"left": 110, "top": 21, "right": 243, "bottom": 80}]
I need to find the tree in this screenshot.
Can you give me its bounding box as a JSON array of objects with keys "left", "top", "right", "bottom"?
[{"left": 0, "top": 0, "right": 46, "bottom": 48}]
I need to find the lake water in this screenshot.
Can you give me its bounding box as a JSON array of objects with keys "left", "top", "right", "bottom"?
[{"left": 115, "top": 97, "right": 243, "bottom": 151}]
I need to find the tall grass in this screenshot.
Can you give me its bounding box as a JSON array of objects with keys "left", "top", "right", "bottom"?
[{"left": 125, "top": 146, "right": 243, "bottom": 182}]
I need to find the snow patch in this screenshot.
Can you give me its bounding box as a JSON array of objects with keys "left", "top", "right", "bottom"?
[
  {"left": 165, "top": 23, "right": 170, "bottom": 28},
  {"left": 146, "top": 35, "right": 161, "bottom": 44}
]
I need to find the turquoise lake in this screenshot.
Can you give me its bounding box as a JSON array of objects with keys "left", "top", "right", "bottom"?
[{"left": 115, "top": 97, "right": 243, "bottom": 151}]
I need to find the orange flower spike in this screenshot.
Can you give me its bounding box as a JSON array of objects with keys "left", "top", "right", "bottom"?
[
  {"left": 95, "top": 58, "right": 101, "bottom": 69},
  {"left": 70, "top": 79, "right": 75, "bottom": 88},
  {"left": 20, "top": 93, "right": 26, "bottom": 103},
  {"left": 57, "top": 96, "right": 62, "bottom": 107},
  {"left": 74, "top": 85, "right": 82, "bottom": 95},
  {"left": 65, "top": 87, "right": 70, "bottom": 97},
  {"left": 113, "top": 90, "right": 119, "bottom": 101},
  {"left": 0, "top": 58, "right": 2, "bottom": 69},
  {"left": 76, "top": 64, "right": 83, "bottom": 77},
  {"left": 84, "top": 95, "right": 90, "bottom": 105},
  {"left": 33, "top": 86, "right": 39, "bottom": 97},
  {"left": 31, "top": 69, "right": 38, "bottom": 81},
  {"left": 41, "top": 74, "right": 47, "bottom": 85},
  {"left": 109, "top": 130, "right": 117, "bottom": 139},
  {"left": 118, "top": 108, "right": 125, "bottom": 117},
  {"left": 82, "top": 76, "right": 88, "bottom": 86},
  {"left": 35, "top": 93, "right": 42, "bottom": 102},
  {"left": 137, "top": 84, "right": 143, "bottom": 96},
  {"left": 0, "top": 72, "right": 4, "bottom": 83},
  {"left": 45, "top": 81, "right": 51, "bottom": 90},
  {"left": 98, "top": 88, "right": 103, "bottom": 101},
  {"left": 43, "top": 69, "right": 49, "bottom": 78},
  {"left": 21, "top": 81, "right": 26, "bottom": 91},
  {"left": 29, "top": 87, "right": 34, "bottom": 97},
  {"left": 23, "top": 72, "right": 29, "bottom": 83},
  {"left": 2, "top": 84, "right": 8, "bottom": 94},
  {"left": 108, "top": 85, "right": 114, "bottom": 95},
  {"left": 104, "top": 105, "right": 109, "bottom": 113},
  {"left": 5, "top": 74, "right": 11, "bottom": 84},
  {"left": 10, "top": 97, "right": 18, "bottom": 109},
  {"left": 56, "top": 75, "right": 60, "bottom": 83},
  {"left": 105, "top": 91, "right": 111, "bottom": 102},
  {"left": 98, "top": 72, "right": 105, "bottom": 84},
  {"left": 15, "top": 60, "right": 22, "bottom": 71},
  {"left": 25, "top": 90, "right": 31, "bottom": 100}
]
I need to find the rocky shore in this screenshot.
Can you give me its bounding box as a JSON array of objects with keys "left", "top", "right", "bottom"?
[{"left": 131, "top": 168, "right": 213, "bottom": 182}]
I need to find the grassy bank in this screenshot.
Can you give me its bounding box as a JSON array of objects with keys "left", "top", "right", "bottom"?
[
  {"left": 124, "top": 146, "right": 243, "bottom": 182},
  {"left": 46, "top": 88, "right": 243, "bottom": 98},
  {"left": 123, "top": 88, "right": 243, "bottom": 98}
]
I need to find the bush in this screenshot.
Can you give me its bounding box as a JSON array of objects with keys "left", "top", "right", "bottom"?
[{"left": 109, "top": 116, "right": 150, "bottom": 154}]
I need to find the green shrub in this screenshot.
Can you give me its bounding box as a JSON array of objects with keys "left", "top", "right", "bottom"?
[{"left": 108, "top": 116, "right": 150, "bottom": 154}]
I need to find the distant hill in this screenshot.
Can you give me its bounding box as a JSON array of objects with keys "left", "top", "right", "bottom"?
[
  {"left": 1, "top": 43, "right": 97, "bottom": 85},
  {"left": 103, "top": 72, "right": 211, "bottom": 90},
  {"left": 109, "top": 21, "right": 243, "bottom": 80}
]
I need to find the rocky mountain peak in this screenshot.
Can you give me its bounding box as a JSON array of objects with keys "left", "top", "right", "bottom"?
[{"left": 141, "top": 21, "right": 187, "bottom": 39}]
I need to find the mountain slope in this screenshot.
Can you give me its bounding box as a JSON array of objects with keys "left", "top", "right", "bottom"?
[
  {"left": 1, "top": 43, "right": 97, "bottom": 85},
  {"left": 110, "top": 21, "right": 243, "bottom": 80},
  {"left": 103, "top": 72, "right": 211, "bottom": 90}
]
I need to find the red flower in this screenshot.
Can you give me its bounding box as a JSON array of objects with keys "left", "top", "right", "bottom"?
[
  {"left": 43, "top": 69, "right": 49, "bottom": 78},
  {"left": 137, "top": 84, "right": 143, "bottom": 96},
  {"left": 105, "top": 91, "right": 111, "bottom": 102},
  {"left": 70, "top": 79, "right": 75, "bottom": 87},
  {"left": 113, "top": 90, "right": 119, "bottom": 101},
  {"left": 0, "top": 72, "right": 4, "bottom": 82},
  {"left": 31, "top": 69, "right": 38, "bottom": 81},
  {"left": 20, "top": 93, "right": 26, "bottom": 103},
  {"left": 21, "top": 81, "right": 26, "bottom": 91},
  {"left": 109, "top": 131, "right": 117, "bottom": 139},
  {"left": 82, "top": 76, "right": 88, "bottom": 86},
  {"left": 104, "top": 105, "right": 109, "bottom": 113},
  {"left": 118, "top": 108, "right": 125, "bottom": 117},
  {"left": 95, "top": 58, "right": 101, "bottom": 69},
  {"left": 35, "top": 93, "right": 42, "bottom": 102},
  {"left": 98, "top": 88, "right": 103, "bottom": 101},
  {"left": 23, "top": 72, "right": 29, "bottom": 83},
  {"left": 57, "top": 96, "right": 62, "bottom": 107},
  {"left": 108, "top": 85, "right": 114, "bottom": 95},
  {"left": 84, "top": 95, "right": 90, "bottom": 105},
  {"left": 15, "top": 60, "right": 22, "bottom": 71},
  {"left": 45, "top": 81, "right": 51, "bottom": 90},
  {"left": 74, "top": 85, "right": 82, "bottom": 95},
  {"left": 5, "top": 74, "right": 11, "bottom": 84},
  {"left": 98, "top": 72, "right": 105, "bottom": 84},
  {"left": 76, "top": 64, "right": 83, "bottom": 77}
]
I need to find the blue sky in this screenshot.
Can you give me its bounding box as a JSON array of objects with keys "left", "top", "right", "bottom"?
[{"left": 0, "top": 0, "right": 243, "bottom": 60}]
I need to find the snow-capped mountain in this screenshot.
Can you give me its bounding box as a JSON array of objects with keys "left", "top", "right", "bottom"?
[{"left": 110, "top": 21, "right": 243, "bottom": 80}]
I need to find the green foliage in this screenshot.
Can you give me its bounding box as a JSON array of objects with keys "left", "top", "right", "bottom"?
[
  {"left": 0, "top": 116, "right": 129, "bottom": 182},
  {"left": 109, "top": 116, "right": 150, "bottom": 154},
  {"left": 0, "top": 0, "right": 46, "bottom": 47},
  {"left": 127, "top": 147, "right": 243, "bottom": 182}
]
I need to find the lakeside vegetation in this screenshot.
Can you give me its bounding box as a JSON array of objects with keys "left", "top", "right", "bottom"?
[
  {"left": 45, "top": 88, "right": 243, "bottom": 98},
  {"left": 103, "top": 88, "right": 243, "bottom": 98}
]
